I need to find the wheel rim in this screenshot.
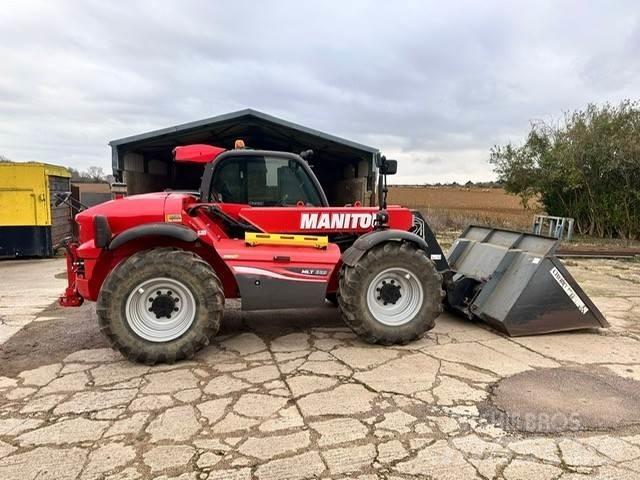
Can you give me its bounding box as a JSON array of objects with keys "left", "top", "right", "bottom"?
[
  {"left": 366, "top": 267, "right": 424, "bottom": 326},
  {"left": 125, "top": 277, "right": 197, "bottom": 342}
]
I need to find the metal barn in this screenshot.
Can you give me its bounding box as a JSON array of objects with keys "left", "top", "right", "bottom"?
[{"left": 109, "top": 109, "right": 380, "bottom": 206}]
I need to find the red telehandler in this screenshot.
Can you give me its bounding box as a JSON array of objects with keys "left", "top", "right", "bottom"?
[{"left": 59, "top": 144, "right": 607, "bottom": 364}]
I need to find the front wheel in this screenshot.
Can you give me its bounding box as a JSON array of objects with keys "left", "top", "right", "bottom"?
[
  {"left": 338, "top": 242, "right": 443, "bottom": 344},
  {"left": 96, "top": 248, "right": 224, "bottom": 364}
]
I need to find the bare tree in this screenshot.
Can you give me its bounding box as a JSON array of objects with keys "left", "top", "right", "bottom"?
[
  {"left": 85, "top": 166, "right": 106, "bottom": 181},
  {"left": 68, "top": 166, "right": 108, "bottom": 182}
]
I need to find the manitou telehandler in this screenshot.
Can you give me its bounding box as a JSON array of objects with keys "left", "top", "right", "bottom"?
[{"left": 59, "top": 144, "right": 607, "bottom": 364}]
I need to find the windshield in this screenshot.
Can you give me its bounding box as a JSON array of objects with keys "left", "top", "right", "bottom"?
[{"left": 211, "top": 155, "right": 323, "bottom": 206}]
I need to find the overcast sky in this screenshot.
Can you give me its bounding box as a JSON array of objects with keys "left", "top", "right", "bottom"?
[{"left": 1, "top": 1, "right": 639, "bottom": 183}]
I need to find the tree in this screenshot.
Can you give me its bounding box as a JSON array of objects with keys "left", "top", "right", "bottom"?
[
  {"left": 68, "top": 167, "right": 82, "bottom": 180},
  {"left": 68, "top": 166, "right": 109, "bottom": 182},
  {"left": 490, "top": 100, "right": 640, "bottom": 239},
  {"left": 0, "top": 153, "right": 11, "bottom": 162},
  {"left": 85, "top": 166, "right": 106, "bottom": 181}
]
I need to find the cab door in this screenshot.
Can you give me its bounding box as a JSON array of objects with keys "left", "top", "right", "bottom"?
[{"left": 203, "top": 153, "right": 336, "bottom": 310}]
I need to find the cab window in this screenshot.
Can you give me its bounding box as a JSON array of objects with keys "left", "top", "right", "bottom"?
[{"left": 211, "top": 156, "right": 322, "bottom": 206}]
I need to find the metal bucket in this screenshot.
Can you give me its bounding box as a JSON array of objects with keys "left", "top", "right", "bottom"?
[{"left": 446, "top": 226, "right": 608, "bottom": 336}]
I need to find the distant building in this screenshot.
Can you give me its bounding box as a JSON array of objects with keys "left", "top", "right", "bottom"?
[{"left": 71, "top": 182, "right": 111, "bottom": 208}]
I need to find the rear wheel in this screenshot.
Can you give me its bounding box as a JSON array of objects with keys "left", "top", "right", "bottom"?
[
  {"left": 96, "top": 248, "right": 223, "bottom": 364},
  {"left": 338, "top": 242, "right": 443, "bottom": 344}
]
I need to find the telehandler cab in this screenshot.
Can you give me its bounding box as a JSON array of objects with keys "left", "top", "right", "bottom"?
[{"left": 60, "top": 144, "right": 607, "bottom": 364}]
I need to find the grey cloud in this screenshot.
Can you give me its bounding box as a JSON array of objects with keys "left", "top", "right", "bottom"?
[{"left": 0, "top": 0, "right": 638, "bottom": 182}]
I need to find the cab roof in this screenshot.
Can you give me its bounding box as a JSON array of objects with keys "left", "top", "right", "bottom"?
[{"left": 172, "top": 144, "right": 226, "bottom": 164}]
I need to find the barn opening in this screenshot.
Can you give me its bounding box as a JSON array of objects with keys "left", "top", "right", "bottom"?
[{"left": 109, "top": 109, "right": 380, "bottom": 206}]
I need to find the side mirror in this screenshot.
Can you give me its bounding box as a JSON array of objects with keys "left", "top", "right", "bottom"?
[
  {"left": 299, "top": 149, "right": 314, "bottom": 160},
  {"left": 380, "top": 159, "right": 397, "bottom": 175}
]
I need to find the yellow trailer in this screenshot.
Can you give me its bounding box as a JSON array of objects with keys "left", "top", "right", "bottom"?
[{"left": 0, "top": 162, "right": 72, "bottom": 257}]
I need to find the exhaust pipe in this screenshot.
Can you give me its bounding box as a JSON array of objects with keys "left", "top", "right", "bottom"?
[{"left": 445, "top": 226, "right": 608, "bottom": 336}]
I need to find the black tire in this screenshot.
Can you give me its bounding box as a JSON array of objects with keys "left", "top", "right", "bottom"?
[
  {"left": 338, "top": 241, "right": 443, "bottom": 345},
  {"left": 96, "top": 248, "right": 223, "bottom": 364}
]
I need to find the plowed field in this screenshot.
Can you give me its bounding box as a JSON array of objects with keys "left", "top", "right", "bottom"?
[{"left": 388, "top": 185, "right": 539, "bottom": 231}]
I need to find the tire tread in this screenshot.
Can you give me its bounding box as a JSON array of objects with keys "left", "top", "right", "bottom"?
[
  {"left": 338, "top": 242, "right": 443, "bottom": 345},
  {"left": 96, "top": 248, "right": 223, "bottom": 365}
]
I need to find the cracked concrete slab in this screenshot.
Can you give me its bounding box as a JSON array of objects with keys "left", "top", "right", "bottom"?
[
  {"left": 376, "top": 410, "right": 417, "bottom": 435},
  {"left": 0, "top": 257, "right": 639, "bottom": 479},
  {"left": 146, "top": 405, "right": 201, "bottom": 442},
  {"left": 503, "top": 459, "right": 562, "bottom": 480},
  {"left": 143, "top": 445, "right": 195, "bottom": 472},
  {"left": 285, "top": 374, "right": 338, "bottom": 397},
  {"left": 395, "top": 439, "right": 478, "bottom": 478},
  {"left": 255, "top": 451, "right": 324, "bottom": 480},
  {"left": 197, "top": 397, "right": 233, "bottom": 424},
  {"left": 331, "top": 346, "right": 400, "bottom": 369},
  {"left": 54, "top": 388, "right": 137, "bottom": 414},
  {"left": 238, "top": 430, "right": 310, "bottom": 460},
  {"left": 83, "top": 442, "right": 137, "bottom": 480},
  {"left": 353, "top": 353, "right": 439, "bottom": 394},
  {"left": 433, "top": 375, "right": 488, "bottom": 405},
  {"left": 377, "top": 438, "right": 409, "bottom": 463},
  {"left": 17, "top": 417, "right": 110, "bottom": 445},
  {"left": 221, "top": 333, "right": 268, "bottom": 355},
  {"left": 508, "top": 437, "right": 560, "bottom": 463},
  {"left": 297, "top": 383, "right": 376, "bottom": 416},
  {"left": 513, "top": 333, "right": 640, "bottom": 365},
  {"left": 142, "top": 369, "right": 199, "bottom": 394},
  {"left": 310, "top": 417, "right": 368, "bottom": 446},
  {"left": 427, "top": 342, "right": 533, "bottom": 376},
  {"left": 322, "top": 443, "right": 375, "bottom": 474},
  {"left": 233, "top": 393, "right": 288, "bottom": 418},
  {"left": 0, "top": 446, "right": 88, "bottom": 480}
]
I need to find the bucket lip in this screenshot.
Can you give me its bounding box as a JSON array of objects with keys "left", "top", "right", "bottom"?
[
  {"left": 461, "top": 224, "right": 559, "bottom": 242},
  {"left": 471, "top": 255, "right": 609, "bottom": 335},
  {"left": 548, "top": 256, "right": 609, "bottom": 328}
]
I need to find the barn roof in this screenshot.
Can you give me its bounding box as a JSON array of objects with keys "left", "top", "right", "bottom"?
[{"left": 109, "top": 108, "right": 378, "bottom": 164}]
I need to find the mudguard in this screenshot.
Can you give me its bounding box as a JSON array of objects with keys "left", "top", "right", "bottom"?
[
  {"left": 341, "top": 217, "right": 449, "bottom": 272},
  {"left": 107, "top": 223, "right": 198, "bottom": 250},
  {"left": 342, "top": 229, "right": 427, "bottom": 265}
]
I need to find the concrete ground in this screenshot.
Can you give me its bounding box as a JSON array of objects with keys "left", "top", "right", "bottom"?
[{"left": 0, "top": 257, "right": 639, "bottom": 480}]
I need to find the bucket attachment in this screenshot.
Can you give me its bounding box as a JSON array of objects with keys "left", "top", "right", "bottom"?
[{"left": 445, "top": 226, "right": 608, "bottom": 336}]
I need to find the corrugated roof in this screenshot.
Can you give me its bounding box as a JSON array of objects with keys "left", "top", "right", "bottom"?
[{"left": 109, "top": 108, "right": 378, "bottom": 155}]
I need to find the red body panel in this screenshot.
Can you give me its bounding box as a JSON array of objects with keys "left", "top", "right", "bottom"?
[
  {"left": 216, "top": 239, "right": 341, "bottom": 281},
  {"left": 76, "top": 193, "right": 173, "bottom": 243},
  {"left": 61, "top": 194, "right": 415, "bottom": 306},
  {"left": 59, "top": 148, "right": 416, "bottom": 311},
  {"left": 237, "top": 205, "right": 413, "bottom": 233},
  {"left": 216, "top": 239, "right": 341, "bottom": 310}
]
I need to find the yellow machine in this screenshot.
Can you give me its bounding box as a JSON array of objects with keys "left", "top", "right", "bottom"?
[{"left": 0, "top": 162, "right": 71, "bottom": 257}]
